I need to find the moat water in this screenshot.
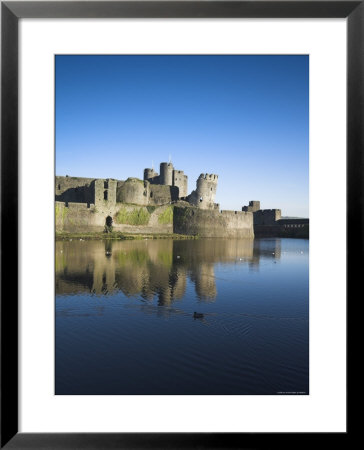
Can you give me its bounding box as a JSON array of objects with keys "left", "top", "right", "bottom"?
[{"left": 56, "top": 237, "right": 309, "bottom": 395}]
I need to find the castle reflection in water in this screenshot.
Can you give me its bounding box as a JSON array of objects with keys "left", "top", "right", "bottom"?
[{"left": 56, "top": 238, "right": 282, "bottom": 304}]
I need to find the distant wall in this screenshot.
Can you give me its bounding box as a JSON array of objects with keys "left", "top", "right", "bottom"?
[
  {"left": 254, "top": 218, "right": 309, "bottom": 238},
  {"left": 253, "top": 209, "right": 281, "bottom": 225},
  {"left": 278, "top": 218, "right": 309, "bottom": 226},
  {"left": 173, "top": 206, "right": 254, "bottom": 238},
  {"left": 277, "top": 218, "right": 309, "bottom": 238}
]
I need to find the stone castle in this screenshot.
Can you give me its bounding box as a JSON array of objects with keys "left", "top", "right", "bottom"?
[{"left": 55, "top": 161, "right": 308, "bottom": 238}]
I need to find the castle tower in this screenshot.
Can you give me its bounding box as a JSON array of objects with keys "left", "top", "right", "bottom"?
[
  {"left": 196, "top": 174, "right": 218, "bottom": 209},
  {"left": 172, "top": 169, "right": 188, "bottom": 198},
  {"left": 159, "top": 162, "right": 174, "bottom": 186},
  {"left": 188, "top": 173, "right": 218, "bottom": 209},
  {"left": 94, "top": 178, "right": 117, "bottom": 208},
  {"left": 144, "top": 168, "right": 159, "bottom": 183}
]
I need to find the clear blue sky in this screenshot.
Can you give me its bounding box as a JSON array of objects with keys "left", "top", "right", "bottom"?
[{"left": 56, "top": 55, "right": 309, "bottom": 217}]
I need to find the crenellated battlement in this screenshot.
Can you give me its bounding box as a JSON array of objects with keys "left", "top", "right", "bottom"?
[
  {"left": 199, "top": 173, "right": 218, "bottom": 182},
  {"left": 220, "top": 210, "right": 247, "bottom": 217},
  {"left": 186, "top": 171, "right": 219, "bottom": 210}
]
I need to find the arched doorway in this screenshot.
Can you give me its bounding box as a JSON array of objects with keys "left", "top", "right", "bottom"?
[
  {"left": 104, "top": 215, "right": 113, "bottom": 233},
  {"left": 105, "top": 216, "right": 113, "bottom": 227}
]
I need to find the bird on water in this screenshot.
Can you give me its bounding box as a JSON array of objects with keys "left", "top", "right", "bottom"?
[{"left": 193, "top": 312, "right": 204, "bottom": 319}]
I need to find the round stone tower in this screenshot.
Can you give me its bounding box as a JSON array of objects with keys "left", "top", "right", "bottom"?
[
  {"left": 117, "top": 178, "right": 149, "bottom": 205},
  {"left": 144, "top": 168, "right": 158, "bottom": 182},
  {"left": 194, "top": 173, "right": 218, "bottom": 209},
  {"left": 159, "top": 162, "right": 174, "bottom": 186}
]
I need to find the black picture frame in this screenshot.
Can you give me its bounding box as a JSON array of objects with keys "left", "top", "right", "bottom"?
[{"left": 1, "top": 1, "right": 357, "bottom": 448}]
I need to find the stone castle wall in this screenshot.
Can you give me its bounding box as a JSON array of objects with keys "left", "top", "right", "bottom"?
[
  {"left": 56, "top": 173, "right": 179, "bottom": 209},
  {"left": 56, "top": 201, "right": 174, "bottom": 234},
  {"left": 253, "top": 209, "right": 282, "bottom": 225},
  {"left": 149, "top": 184, "right": 179, "bottom": 205},
  {"left": 55, "top": 176, "right": 95, "bottom": 205},
  {"left": 173, "top": 207, "right": 254, "bottom": 238},
  {"left": 242, "top": 200, "right": 309, "bottom": 238},
  {"left": 56, "top": 201, "right": 99, "bottom": 232},
  {"left": 242, "top": 200, "right": 261, "bottom": 213},
  {"left": 55, "top": 200, "right": 254, "bottom": 238},
  {"left": 254, "top": 218, "right": 309, "bottom": 238},
  {"left": 112, "top": 204, "right": 174, "bottom": 234}
]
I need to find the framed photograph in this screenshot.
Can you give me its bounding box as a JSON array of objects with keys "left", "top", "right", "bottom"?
[{"left": 1, "top": 1, "right": 357, "bottom": 448}]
